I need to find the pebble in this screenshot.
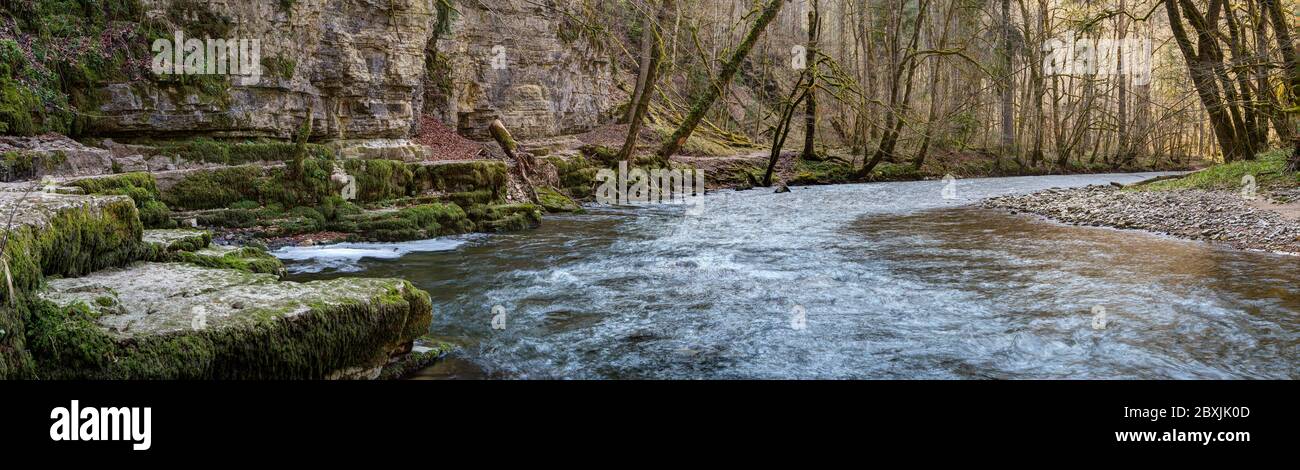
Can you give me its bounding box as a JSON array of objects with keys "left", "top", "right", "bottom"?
[{"left": 983, "top": 185, "right": 1300, "bottom": 254}]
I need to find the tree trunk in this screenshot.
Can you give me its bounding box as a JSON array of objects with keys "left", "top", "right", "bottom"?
[
  {"left": 656, "top": 0, "right": 786, "bottom": 162},
  {"left": 801, "top": 0, "right": 820, "bottom": 160},
  {"left": 999, "top": 0, "right": 1015, "bottom": 163},
  {"left": 1263, "top": 0, "right": 1300, "bottom": 171},
  {"left": 861, "top": 0, "right": 928, "bottom": 176},
  {"left": 622, "top": 12, "right": 657, "bottom": 124},
  {"left": 619, "top": 0, "right": 675, "bottom": 162},
  {"left": 1166, "top": 0, "right": 1243, "bottom": 162}
]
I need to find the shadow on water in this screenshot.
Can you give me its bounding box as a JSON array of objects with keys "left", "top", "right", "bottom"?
[{"left": 282, "top": 172, "right": 1298, "bottom": 379}]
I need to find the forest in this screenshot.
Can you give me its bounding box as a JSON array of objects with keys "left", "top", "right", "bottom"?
[
  {"left": 558, "top": 0, "right": 1300, "bottom": 180},
  {"left": 0, "top": 0, "right": 1296, "bottom": 382}
]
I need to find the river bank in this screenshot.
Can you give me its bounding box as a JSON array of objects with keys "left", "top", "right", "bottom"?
[{"left": 982, "top": 150, "right": 1300, "bottom": 255}]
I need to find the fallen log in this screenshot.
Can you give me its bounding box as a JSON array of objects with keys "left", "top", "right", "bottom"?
[{"left": 489, "top": 119, "right": 539, "bottom": 203}]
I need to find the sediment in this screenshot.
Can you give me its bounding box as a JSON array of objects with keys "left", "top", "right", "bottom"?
[{"left": 983, "top": 185, "right": 1300, "bottom": 255}]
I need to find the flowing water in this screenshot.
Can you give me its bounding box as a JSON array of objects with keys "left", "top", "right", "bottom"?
[{"left": 279, "top": 173, "right": 1300, "bottom": 379}]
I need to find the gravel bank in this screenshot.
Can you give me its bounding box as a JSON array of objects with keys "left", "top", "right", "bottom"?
[{"left": 982, "top": 185, "right": 1300, "bottom": 255}]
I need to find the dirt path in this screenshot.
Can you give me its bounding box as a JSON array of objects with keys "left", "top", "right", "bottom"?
[{"left": 1249, "top": 199, "right": 1300, "bottom": 222}]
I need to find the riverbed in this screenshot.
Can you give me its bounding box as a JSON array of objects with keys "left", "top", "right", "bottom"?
[{"left": 279, "top": 173, "right": 1299, "bottom": 379}]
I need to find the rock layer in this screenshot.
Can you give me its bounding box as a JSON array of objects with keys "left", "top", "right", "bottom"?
[{"left": 88, "top": 0, "right": 621, "bottom": 142}]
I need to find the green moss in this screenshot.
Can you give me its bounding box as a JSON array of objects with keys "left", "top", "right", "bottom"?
[
  {"left": 536, "top": 186, "right": 582, "bottom": 213},
  {"left": 873, "top": 162, "right": 924, "bottom": 181},
  {"left": 260, "top": 55, "right": 296, "bottom": 81},
  {"left": 0, "top": 196, "right": 147, "bottom": 378},
  {"left": 345, "top": 159, "right": 414, "bottom": 203},
  {"left": 409, "top": 162, "right": 508, "bottom": 201},
  {"left": 789, "top": 160, "right": 860, "bottom": 186},
  {"left": 341, "top": 203, "right": 473, "bottom": 241},
  {"left": 1, "top": 150, "right": 37, "bottom": 180},
  {"left": 0, "top": 0, "right": 159, "bottom": 136},
  {"left": 27, "top": 279, "right": 432, "bottom": 379},
  {"left": 162, "top": 165, "right": 264, "bottom": 210},
  {"left": 377, "top": 338, "right": 454, "bottom": 380},
  {"left": 196, "top": 208, "right": 258, "bottom": 228},
  {"left": 166, "top": 231, "right": 211, "bottom": 253},
  {"left": 546, "top": 155, "right": 599, "bottom": 200},
  {"left": 173, "top": 247, "right": 283, "bottom": 275},
  {"left": 467, "top": 203, "right": 543, "bottom": 232},
  {"left": 156, "top": 139, "right": 333, "bottom": 166},
  {"left": 70, "top": 172, "right": 178, "bottom": 228}
]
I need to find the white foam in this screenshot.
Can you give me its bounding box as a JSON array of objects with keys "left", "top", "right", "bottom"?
[{"left": 274, "top": 238, "right": 470, "bottom": 273}]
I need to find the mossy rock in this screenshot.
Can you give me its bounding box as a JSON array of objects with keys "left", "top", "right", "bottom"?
[
  {"left": 339, "top": 203, "right": 473, "bottom": 242},
  {"left": 34, "top": 262, "right": 433, "bottom": 379},
  {"left": 0, "top": 191, "right": 150, "bottom": 378},
  {"left": 789, "top": 160, "right": 860, "bottom": 186},
  {"left": 143, "top": 228, "right": 212, "bottom": 253},
  {"left": 467, "top": 203, "right": 543, "bottom": 232},
  {"left": 155, "top": 139, "right": 334, "bottom": 166},
  {"left": 536, "top": 186, "right": 582, "bottom": 213},
  {"left": 377, "top": 337, "right": 456, "bottom": 380},
  {"left": 69, "top": 172, "right": 176, "bottom": 229},
  {"left": 545, "top": 155, "right": 599, "bottom": 200},
  {"left": 409, "top": 161, "right": 508, "bottom": 203},
  {"left": 171, "top": 245, "right": 285, "bottom": 276}
]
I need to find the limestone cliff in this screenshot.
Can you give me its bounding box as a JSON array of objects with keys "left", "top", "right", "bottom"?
[
  {"left": 87, "top": 0, "right": 622, "bottom": 143},
  {"left": 425, "top": 0, "right": 624, "bottom": 141},
  {"left": 94, "top": 0, "right": 435, "bottom": 141}
]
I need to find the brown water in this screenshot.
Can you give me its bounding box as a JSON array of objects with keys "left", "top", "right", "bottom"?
[{"left": 280, "top": 173, "right": 1299, "bottom": 379}]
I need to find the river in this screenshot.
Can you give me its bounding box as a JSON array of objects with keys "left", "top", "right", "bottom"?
[{"left": 278, "top": 172, "right": 1299, "bottom": 379}]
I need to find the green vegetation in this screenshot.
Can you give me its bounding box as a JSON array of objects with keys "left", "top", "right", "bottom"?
[
  {"left": 345, "top": 159, "right": 414, "bottom": 203},
  {"left": 160, "top": 159, "right": 534, "bottom": 242},
  {"left": 69, "top": 172, "right": 176, "bottom": 228},
  {"left": 173, "top": 247, "right": 284, "bottom": 275},
  {"left": 0, "top": 183, "right": 435, "bottom": 379},
  {"left": 0, "top": 0, "right": 237, "bottom": 136},
  {"left": 261, "top": 55, "right": 297, "bottom": 81},
  {"left": 536, "top": 186, "right": 582, "bottom": 212},
  {"left": 1139, "top": 149, "right": 1299, "bottom": 195},
  {"left": 788, "top": 159, "right": 859, "bottom": 186},
  {"left": 0, "top": 196, "right": 145, "bottom": 378},
  {"left": 28, "top": 278, "right": 431, "bottom": 379},
  {"left": 156, "top": 139, "right": 334, "bottom": 166}
]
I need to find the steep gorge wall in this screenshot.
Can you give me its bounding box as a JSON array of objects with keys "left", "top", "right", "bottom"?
[
  {"left": 86, "top": 0, "right": 622, "bottom": 143},
  {"left": 425, "top": 0, "right": 625, "bottom": 141},
  {"left": 94, "top": 0, "right": 435, "bottom": 141}
]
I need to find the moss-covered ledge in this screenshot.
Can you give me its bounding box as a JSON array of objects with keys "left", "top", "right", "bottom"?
[{"left": 35, "top": 262, "right": 433, "bottom": 379}]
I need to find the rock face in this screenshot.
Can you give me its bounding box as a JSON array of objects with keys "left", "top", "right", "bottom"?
[
  {"left": 88, "top": 0, "right": 621, "bottom": 143},
  {"left": 425, "top": 0, "right": 623, "bottom": 140},
  {"left": 94, "top": 0, "right": 437, "bottom": 141},
  {"left": 0, "top": 135, "right": 121, "bottom": 181}
]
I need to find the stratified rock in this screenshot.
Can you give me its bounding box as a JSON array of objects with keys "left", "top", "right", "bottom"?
[
  {"left": 94, "top": 0, "right": 438, "bottom": 140},
  {"left": 90, "top": 0, "right": 622, "bottom": 142},
  {"left": 0, "top": 135, "right": 132, "bottom": 181},
  {"left": 38, "top": 262, "right": 432, "bottom": 379},
  {"left": 0, "top": 190, "right": 146, "bottom": 378},
  {"left": 427, "top": 0, "right": 623, "bottom": 140}
]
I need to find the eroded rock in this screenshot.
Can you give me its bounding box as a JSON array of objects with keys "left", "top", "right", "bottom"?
[{"left": 38, "top": 262, "right": 432, "bottom": 379}]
